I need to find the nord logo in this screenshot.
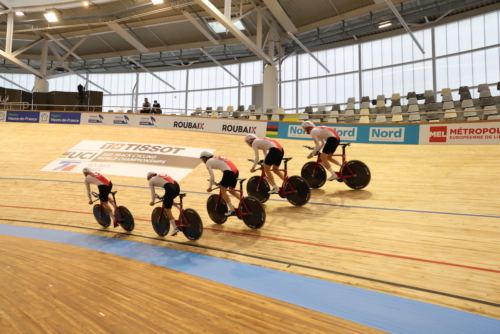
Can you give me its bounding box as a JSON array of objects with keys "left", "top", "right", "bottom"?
[{"left": 369, "top": 127, "right": 405, "bottom": 142}]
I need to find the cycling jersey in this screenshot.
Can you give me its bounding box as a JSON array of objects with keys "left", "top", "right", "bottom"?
[
  {"left": 250, "top": 137, "right": 283, "bottom": 169},
  {"left": 206, "top": 156, "right": 238, "bottom": 188},
  {"left": 85, "top": 172, "right": 111, "bottom": 201},
  {"left": 149, "top": 174, "right": 175, "bottom": 202},
  {"left": 310, "top": 126, "right": 340, "bottom": 155}
]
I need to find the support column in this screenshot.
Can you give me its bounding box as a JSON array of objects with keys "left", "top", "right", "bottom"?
[
  {"left": 5, "top": 12, "right": 14, "bottom": 55},
  {"left": 224, "top": 0, "right": 231, "bottom": 18},
  {"left": 34, "top": 39, "right": 49, "bottom": 92},
  {"left": 256, "top": 12, "right": 263, "bottom": 50},
  {"left": 263, "top": 65, "right": 278, "bottom": 110}
]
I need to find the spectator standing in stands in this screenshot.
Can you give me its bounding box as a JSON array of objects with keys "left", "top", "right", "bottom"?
[
  {"left": 152, "top": 100, "right": 161, "bottom": 114},
  {"left": 141, "top": 98, "right": 151, "bottom": 113}
]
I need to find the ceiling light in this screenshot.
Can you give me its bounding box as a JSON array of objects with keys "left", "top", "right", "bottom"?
[
  {"left": 83, "top": 1, "right": 89, "bottom": 6},
  {"left": 44, "top": 10, "right": 58, "bottom": 22},
  {"left": 207, "top": 21, "right": 245, "bottom": 34},
  {"left": 15, "top": 11, "right": 25, "bottom": 16},
  {"left": 378, "top": 21, "right": 392, "bottom": 28},
  {"left": 152, "top": 0, "right": 164, "bottom": 4}
]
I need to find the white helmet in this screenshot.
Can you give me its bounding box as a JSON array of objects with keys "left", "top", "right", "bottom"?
[
  {"left": 199, "top": 151, "right": 213, "bottom": 159},
  {"left": 301, "top": 120, "right": 315, "bottom": 130},
  {"left": 244, "top": 134, "right": 257, "bottom": 144},
  {"left": 82, "top": 167, "right": 93, "bottom": 175},
  {"left": 147, "top": 171, "right": 157, "bottom": 180}
]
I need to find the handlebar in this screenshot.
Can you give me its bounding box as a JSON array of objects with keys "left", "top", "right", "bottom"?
[
  {"left": 91, "top": 192, "right": 100, "bottom": 203},
  {"left": 248, "top": 159, "right": 264, "bottom": 171}
]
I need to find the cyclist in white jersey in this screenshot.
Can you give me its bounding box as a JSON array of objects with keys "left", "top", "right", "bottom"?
[
  {"left": 244, "top": 134, "right": 285, "bottom": 194},
  {"left": 147, "top": 171, "right": 181, "bottom": 236},
  {"left": 83, "top": 167, "right": 116, "bottom": 226},
  {"left": 302, "top": 121, "right": 341, "bottom": 181},
  {"left": 200, "top": 151, "right": 241, "bottom": 216}
]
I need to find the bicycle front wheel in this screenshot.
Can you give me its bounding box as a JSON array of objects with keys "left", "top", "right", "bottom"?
[
  {"left": 341, "top": 160, "right": 371, "bottom": 190},
  {"left": 93, "top": 204, "right": 110, "bottom": 227},
  {"left": 301, "top": 161, "right": 326, "bottom": 189},
  {"left": 180, "top": 209, "right": 204, "bottom": 241},
  {"left": 246, "top": 176, "right": 271, "bottom": 203},
  {"left": 151, "top": 207, "right": 169, "bottom": 236},
  {"left": 239, "top": 196, "right": 266, "bottom": 229},
  {"left": 118, "top": 206, "right": 135, "bottom": 232},
  {"left": 284, "top": 176, "right": 311, "bottom": 206},
  {"left": 206, "top": 194, "right": 228, "bottom": 224}
]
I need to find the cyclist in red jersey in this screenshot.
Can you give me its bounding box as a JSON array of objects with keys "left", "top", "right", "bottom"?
[
  {"left": 147, "top": 171, "right": 181, "bottom": 236},
  {"left": 83, "top": 167, "right": 117, "bottom": 226},
  {"left": 302, "top": 121, "right": 342, "bottom": 181},
  {"left": 200, "top": 151, "right": 241, "bottom": 216},
  {"left": 244, "top": 134, "right": 285, "bottom": 194}
]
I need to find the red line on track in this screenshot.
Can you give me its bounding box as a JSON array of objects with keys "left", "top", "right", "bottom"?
[{"left": 2, "top": 204, "right": 499, "bottom": 274}]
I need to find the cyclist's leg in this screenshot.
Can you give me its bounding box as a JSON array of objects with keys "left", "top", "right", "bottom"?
[
  {"left": 265, "top": 147, "right": 283, "bottom": 193},
  {"left": 163, "top": 182, "right": 180, "bottom": 235},
  {"left": 264, "top": 164, "right": 277, "bottom": 187},
  {"left": 321, "top": 138, "right": 340, "bottom": 180},
  {"left": 228, "top": 188, "right": 241, "bottom": 200},
  {"left": 220, "top": 186, "right": 235, "bottom": 214},
  {"left": 98, "top": 185, "right": 114, "bottom": 217},
  {"left": 221, "top": 171, "right": 238, "bottom": 215}
]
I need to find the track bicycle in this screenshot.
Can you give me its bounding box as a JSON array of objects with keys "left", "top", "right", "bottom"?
[
  {"left": 247, "top": 158, "right": 311, "bottom": 206},
  {"left": 92, "top": 191, "right": 135, "bottom": 231},
  {"left": 151, "top": 193, "right": 203, "bottom": 240},
  {"left": 206, "top": 178, "right": 266, "bottom": 229},
  {"left": 301, "top": 143, "right": 371, "bottom": 189}
]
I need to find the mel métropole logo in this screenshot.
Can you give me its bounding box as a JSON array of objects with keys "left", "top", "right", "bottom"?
[{"left": 429, "top": 126, "right": 447, "bottom": 143}]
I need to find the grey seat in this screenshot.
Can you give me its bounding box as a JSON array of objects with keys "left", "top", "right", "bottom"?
[
  {"left": 460, "top": 91, "right": 472, "bottom": 101},
  {"left": 424, "top": 90, "right": 434, "bottom": 97},
  {"left": 407, "top": 92, "right": 416, "bottom": 99},
  {"left": 232, "top": 111, "right": 240, "bottom": 118},
  {"left": 304, "top": 106, "right": 313, "bottom": 114},
  {"left": 441, "top": 94, "right": 453, "bottom": 102},
  {"left": 425, "top": 103, "right": 437, "bottom": 112},
  {"left": 478, "top": 84, "right": 489, "bottom": 92},
  {"left": 238, "top": 105, "right": 245, "bottom": 111},
  {"left": 480, "top": 96, "right": 494, "bottom": 107},
  {"left": 375, "top": 107, "right": 385, "bottom": 114},
  {"left": 361, "top": 96, "right": 370, "bottom": 102},
  {"left": 425, "top": 96, "right": 435, "bottom": 104},
  {"left": 127, "top": 110, "right": 133, "bottom": 113},
  {"left": 391, "top": 99, "right": 401, "bottom": 107},
  {"left": 459, "top": 86, "right": 469, "bottom": 94},
  {"left": 347, "top": 97, "right": 355, "bottom": 103},
  {"left": 407, "top": 97, "right": 418, "bottom": 105}
]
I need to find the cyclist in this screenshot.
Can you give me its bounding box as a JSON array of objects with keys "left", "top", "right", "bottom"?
[
  {"left": 83, "top": 167, "right": 116, "bottom": 227},
  {"left": 302, "top": 120, "right": 341, "bottom": 181},
  {"left": 200, "top": 151, "right": 241, "bottom": 216},
  {"left": 147, "top": 171, "right": 181, "bottom": 236},
  {"left": 245, "top": 134, "right": 284, "bottom": 194}
]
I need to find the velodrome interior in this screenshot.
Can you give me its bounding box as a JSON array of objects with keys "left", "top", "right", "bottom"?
[{"left": 1, "top": 0, "right": 500, "bottom": 333}]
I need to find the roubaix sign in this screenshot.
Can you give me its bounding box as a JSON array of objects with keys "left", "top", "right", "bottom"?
[
  {"left": 41, "top": 140, "right": 214, "bottom": 180},
  {"left": 419, "top": 123, "right": 500, "bottom": 145},
  {"left": 166, "top": 116, "right": 266, "bottom": 136}
]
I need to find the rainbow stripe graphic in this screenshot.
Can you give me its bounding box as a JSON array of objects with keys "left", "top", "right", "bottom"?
[
  {"left": 266, "top": 122, "right": 279, "bottom": 138},
  {"left": 59, "top": 151, "right": 71, "bottom": 159}
]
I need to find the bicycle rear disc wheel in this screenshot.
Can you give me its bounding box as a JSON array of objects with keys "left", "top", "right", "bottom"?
[
  {"left": 93, "top": 204, "right": 110, "bottom": 227},
  {"left": 206, "top": 194, "right": 228, "bottom": 224},
  {"left": 151, "top": 207, "right": 169, "bottom": 236},
  {"left": 239, "top": 196, "right": 266, "bottom": 229},
  {"left": 284, "top": 176, "right": 311, "bottom": 206},
  {"left": 180, "top": 209, "right": 204, "bottom": 241},
  {"left": 301, "top": 161, "right": 326, "bottom": 189},
  {"left": 246, "top": 176, "right": 270, "bottom": 203},
  {"left": 118, "top": 206, "right": 135, "bottom": 232},
  {"left": 341, "top": 160, "right": 371, "bottom": 190}
]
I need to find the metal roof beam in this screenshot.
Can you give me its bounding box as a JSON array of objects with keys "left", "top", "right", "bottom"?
[
  {"left": 287, "top": 32, "right": 330, "bottom": 73},
  {"left": 182, "top": 11, "right": 219, "bottom": 45},
  {"left": 107, "top": 22, "right": 150, "bottom": 53},
  {"left": 0, "top": 49, "right": 43, "bottom": 77},
  {"left": 262, "top": 0, "right": 297, "bottom": 33},
  {"left": 127, "top": 57, "right": 176, "bottom": 90},
  {"left": 199, "top": 47, "right": 243, "bottom": 85},
  {"left": 385, "top": 0, "right": 425, "bottom": 54},
  {"left": 46, "top": 36, "right": 89, "bottom": 77},
  {"left": 11, "top": 38, "right": 43, "bottom": 57},
  {"left": 195, "top": 0, "right": 273, "bottom": 65},
  {"left": 43, "top": 32, "right": 83, "bottom": 61}
]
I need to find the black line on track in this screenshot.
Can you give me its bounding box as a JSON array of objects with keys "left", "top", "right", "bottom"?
[{"left": 2, "top": 218, "right": 500, "bottom": 309}]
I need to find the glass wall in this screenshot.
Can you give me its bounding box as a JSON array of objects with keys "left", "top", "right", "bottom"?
[
  {"left": 25, "top": 9, "right": 500, "bottom": 113},
  {"left": 0, "top": 73, "right": 35, "bottom": 91}
]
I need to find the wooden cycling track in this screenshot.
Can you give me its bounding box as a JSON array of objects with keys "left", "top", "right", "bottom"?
[{"left": 0, "top": 122, "right": 499, "bottom": 332}]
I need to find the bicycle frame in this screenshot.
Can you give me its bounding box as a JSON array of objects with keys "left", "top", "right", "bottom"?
[
  {"left": 253, "top": 159, "right": 297, "bottom": 195},
  {"left": 154, "top": 194, "right": 189, "bottom": 228},
  {"left": 309, "top": 144, "right": 356, "bottom": 180},
  {"left": 92, "top": 191, "right": 121, "bottom": 221},
  {"left": 213, "top": 181, "right": 252, "bottom": 217}
]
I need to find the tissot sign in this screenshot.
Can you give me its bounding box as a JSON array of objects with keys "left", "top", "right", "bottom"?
[
  {"left": 420, "top": 123, "right": 500, "bottom": 145},
  {"left": 41, "top": 140, "right": 214, "bottom": 180}
]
